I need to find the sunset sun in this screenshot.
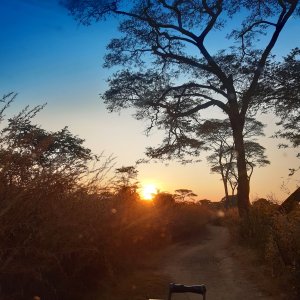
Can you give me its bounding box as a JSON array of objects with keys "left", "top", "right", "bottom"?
[{"left": 141, "top": 184, "right": 158, "bottom": 201}]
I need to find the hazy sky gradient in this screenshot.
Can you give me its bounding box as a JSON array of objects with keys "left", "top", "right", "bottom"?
[{"left": 1, "top": 0, "right": 299, "bottom": 201}]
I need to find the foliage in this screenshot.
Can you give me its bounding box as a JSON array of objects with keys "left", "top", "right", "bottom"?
[
  {"left": 63, "top": 0, "right": 300, "bottom": 216},
  {"left": 153, "top": 192, "right": 175, "bottom": 207},
  {"left": 0, "top": 95, "right": 114, "bottom": 299},
  {"left": 0, "top": 94, "right": 211, "bottom": 299},
  {"left": 197, "top": 118, "right": 270, "bottom": 198},
  {"left": 1, "top": 115, "right": 90, "bottom": 187},
  {"left": 174, "top": 188, "right": 197, "bottom": 202},
  {"left": 231, "top": 198, "right": 300, "bottom": 299},
  {"left": 169, "top": 202, "right": 212, "bottom": 241},
  {"left": 264, "top": 48, "right": 300, "bottom": 151},
  {"left": 153, "top": 198, "right": 212, "bottom": 242},
  {"left": 114, "top": 166, "right": 138, "bottom": 186},
  {"left": 0, "top": 187, "right": 210, "bottom": 300}
]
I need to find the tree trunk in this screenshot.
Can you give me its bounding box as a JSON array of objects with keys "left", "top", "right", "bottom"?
[
  {"left": 232, "top": 125, "right": 250, "bottom": 217},
  {"left": 222, "top": 174, "right": 230, "bottom": 209},
  {"left": 219, "top": 151, "right": 230, "bottom": 209}
]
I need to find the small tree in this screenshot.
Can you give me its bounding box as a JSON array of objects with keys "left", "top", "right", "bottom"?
[
  {"left": 0, "top": 97, "right": 113, "bottom": 202},
  {"left": 154, "top": 192, "right": 175, "bottom": 207},
  {"left": 197, "top": 118, "right": 270, "bottom": 202},
  {"left": 0, "top": 108, "right": 92, "bottom": 191},
  {"left": 113, "top": 165, "right": 139, "bottom": 200},
  {"left": 174, "top": 188, "right": 197, "bottom": 202}
]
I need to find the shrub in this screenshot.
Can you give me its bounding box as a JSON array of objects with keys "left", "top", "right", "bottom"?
[
  {"left": 235, "top": 200, "right": 300, "bottom": 298},
  {"left": 164, "top": 202, "right": 211, "bottom": 242}
]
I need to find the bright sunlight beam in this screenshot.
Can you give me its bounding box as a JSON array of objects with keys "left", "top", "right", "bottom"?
[{"left": 141, "top": 184, "right": 158, "bottom": 201}]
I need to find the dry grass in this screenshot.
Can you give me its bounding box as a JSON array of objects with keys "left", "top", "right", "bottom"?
[
  {"left": 0, "top": 188, "right": 211, "bottom": 300},
  {"left": 99, "top": 259, "right": 171, "bottom": 300},
  {"left": 224, "top": 201, "right": 300, "bottom": 300}
]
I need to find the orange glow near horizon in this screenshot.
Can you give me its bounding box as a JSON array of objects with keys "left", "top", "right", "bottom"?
[{"left": 140, "top": 184, "right": 158, "bottom": 201}]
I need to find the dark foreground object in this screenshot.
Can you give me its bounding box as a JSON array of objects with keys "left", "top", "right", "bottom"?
[
  {"left": 168, "top": 283, "right": 206, "bottom": 300},
  {"left": 279, "top": 187, "right": 300, "bottom": 213}
]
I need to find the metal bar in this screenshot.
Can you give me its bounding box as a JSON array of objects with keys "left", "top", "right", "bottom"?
[{"left": 168, "top": 283, "right": 206, "bottom": 299}]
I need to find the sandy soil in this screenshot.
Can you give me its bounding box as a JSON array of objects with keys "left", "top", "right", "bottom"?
[{"left": 161, "top": 225, "right": 275, "bottom": 300}]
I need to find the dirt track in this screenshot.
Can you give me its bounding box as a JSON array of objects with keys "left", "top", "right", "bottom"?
[{"left": 162, "top": 225, "right": 274, "bottom": 300}]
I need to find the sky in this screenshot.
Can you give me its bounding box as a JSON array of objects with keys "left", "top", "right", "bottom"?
[{"left": 0, "top": 0, "right": 299, "bottom": 202}]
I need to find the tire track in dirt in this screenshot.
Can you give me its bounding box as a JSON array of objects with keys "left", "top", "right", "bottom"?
[{"left": 162, "top": 225, "right": 274, "bottom": 300}]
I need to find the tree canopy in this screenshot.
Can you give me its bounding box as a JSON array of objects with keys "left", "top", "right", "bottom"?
[
  {"left": 63, "top": 0, "right": 300, "bottom": 216},
  {"left": 268, "top": 49, "right": 300, "bottom": 152},
  {"left": 197, "top": 118, "right": 270, "bottom": 198},
  {"left": 0, "top": 93, "right": 114, "bottom": 200},
  {"left": 174, "top": 188, "right": 197, "bottom": 201}
]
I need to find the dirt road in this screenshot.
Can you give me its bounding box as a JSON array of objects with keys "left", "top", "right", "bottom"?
[{"left": 162, "top": 225, "right": 275, "bottom": 300}]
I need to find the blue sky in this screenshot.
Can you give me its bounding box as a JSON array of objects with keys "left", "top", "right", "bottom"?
[{"left": 1, "top": 0, "right": 299, "bottom": 201}]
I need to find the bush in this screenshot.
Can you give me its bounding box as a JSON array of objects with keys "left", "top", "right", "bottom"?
[
  {"left": 161, "top": 201, "right": 211, "bottom": 242},
  {"left": 0, "top": 190, "right": 159, "bottom": 299},
  {"left": 0, "top": 96, "right": 212, "bottom": 299},
  {"left": 0, "top": 185, "right": 213, "bottom": 299},
  {"left": 235, "top": 200, "right": 300, "bottom": 298}
]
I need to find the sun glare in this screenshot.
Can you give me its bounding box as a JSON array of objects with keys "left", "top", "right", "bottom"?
[{"left": 141, "top": 184, "right": 158, "bottom": 201}]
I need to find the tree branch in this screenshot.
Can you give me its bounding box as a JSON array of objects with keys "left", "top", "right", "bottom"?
[
  {"left": 176, "top": 99, "right": 229, "bottom": 117},
  {"left": 241, "top": 1, "right": 298, "bottom": 117},
  {"left": 195, "top": 0, "right": 230, "bottom": 87}
]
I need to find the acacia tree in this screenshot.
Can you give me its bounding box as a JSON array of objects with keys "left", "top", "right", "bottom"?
[
  {"left": 174, "top": 188, "right": 197, "bottom": 202},
  {"left": 197, "top": 119, "right": 233, "bottom": 202},
  {"left": 197, "top": 118, "right": 270, "bottom": 202},
  {"left": 113, "top": 165, "right": 139, "bottom": 198},
  {"left": 209, "top": 141, "right": 270, "bottom": 194},
  {"left": 64, "top": 0, "right": 300, "bottom": 217}
]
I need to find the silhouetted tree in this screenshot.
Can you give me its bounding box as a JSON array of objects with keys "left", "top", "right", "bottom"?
[
  {"left": 197, "top": 119, "right": 233, "bottom": 203},
  {"left": 0, "top": 96, "right": 118, "bottom": 300},
  {"left": 197, "top": 118, "right": 269, "bottom": 202},
  {"left": 0, "top": 98, "right": 113, "bottom": 202},
  {"left": 113, "top": 166, "right": 139, "bottom": 201},
  {"left": 63, "top": 0, "right": 300, "bottom": 217},
  {"left": 174, "top": 188, "right": 197, "bottom": 202},
  {"left": 0, "top": 107, "right": 92, "bottom": 194},
  {"left": 154, "top": 192, "right": 175, "bottom": 207}
]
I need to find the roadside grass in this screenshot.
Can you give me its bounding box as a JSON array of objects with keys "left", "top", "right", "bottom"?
[
  {"left": 223, "top": 203, "right": 300, "bottom": 300},
  {"left": 99, "top": 264, "right": 170, "bottom": 300},
  {"left": 0, "top": 191, "right": 211, "bottom": 299},
  {"left": 98, "top": 202, "right": 212, "bottom": 300},
  {"left": 96, "top": 203, "right": 211, "bottom": 300}
]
